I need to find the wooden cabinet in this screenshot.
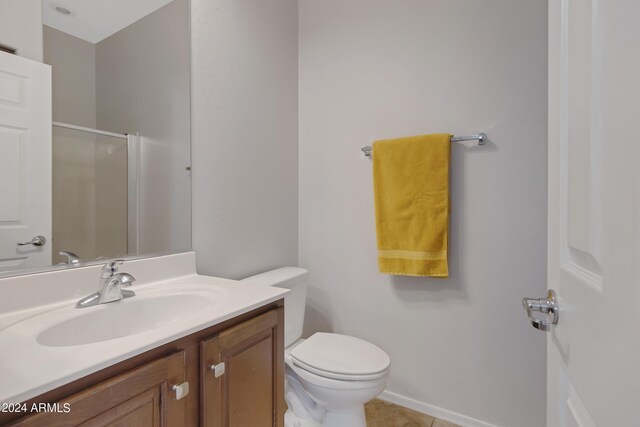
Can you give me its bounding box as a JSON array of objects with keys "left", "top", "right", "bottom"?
[
  {"left": 2, "top": 303, "right": 284, "bottom": 427},
  {"left": 11, "top": 351, "right": 187, "bottom": 427},
  {"left": 201, "top": 309, "right": 285, "bottom": 427}
]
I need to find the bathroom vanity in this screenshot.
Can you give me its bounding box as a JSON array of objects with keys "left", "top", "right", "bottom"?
[
  {"left": 0, "top": 4, "right": 292, "bottom": 423},
  {"left": 1, "top": 1, "right": 297, "bottom": 425},
  {"left": 0, "top": 253, "right": 288, "bottom": 427}
]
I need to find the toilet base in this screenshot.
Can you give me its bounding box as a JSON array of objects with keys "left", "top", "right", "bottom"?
[
  {"left": 323, "top": 405, "right": 366, "bottom": 427},
  {"left": 284, "top": 403, "right": 368, "bottom": 427},
  {"left": 284, "top": 409, "right": 321, "bottom": 427}
]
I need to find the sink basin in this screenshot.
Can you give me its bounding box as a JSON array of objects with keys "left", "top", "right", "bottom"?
[{"left": 37, "top": 293, "right": 211, "bottom": 347}]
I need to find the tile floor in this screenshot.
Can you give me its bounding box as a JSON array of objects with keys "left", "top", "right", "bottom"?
[{"left": 364, "top": 399, "right": 461, "bottom": 427}]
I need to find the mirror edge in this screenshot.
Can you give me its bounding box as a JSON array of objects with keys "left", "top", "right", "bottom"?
[{"left": 0, "top": 249, "right": 194, "bottom": 280}]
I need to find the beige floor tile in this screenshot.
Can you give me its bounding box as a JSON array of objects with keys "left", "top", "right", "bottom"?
[
  {"left": 432, "top": 418, "right": 461, "bottom": 427},
  {"left": 365, "top": 399, "right": 435, "bottom": 427}
]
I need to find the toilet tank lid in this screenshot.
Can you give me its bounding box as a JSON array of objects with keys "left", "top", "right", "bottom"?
[{"left": 241, "top": 267, "right": 308, "bottom": 288}]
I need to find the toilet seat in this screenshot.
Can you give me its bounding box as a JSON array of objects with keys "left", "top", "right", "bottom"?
[
  {"left": 289, "top": 333, "right": 390, "bottom": 381},
  {"left": 287, "top": 361, "right": 387, "bottom": 392}
]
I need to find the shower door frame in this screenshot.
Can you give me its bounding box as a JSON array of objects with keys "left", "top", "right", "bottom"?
[{"left": 52, "top": 121, "right": 139, "bottom": 255}]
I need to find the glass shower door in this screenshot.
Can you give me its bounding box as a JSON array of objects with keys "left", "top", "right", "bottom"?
[{"left": 52, "top": 124, "right": 129, "bottom": 264}]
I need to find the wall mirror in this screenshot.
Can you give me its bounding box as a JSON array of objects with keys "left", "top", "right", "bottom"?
[{"left": 0, "top": 0, "right": 191, "bottom": 278}]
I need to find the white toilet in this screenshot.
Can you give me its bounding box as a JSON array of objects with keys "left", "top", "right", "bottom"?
[{"left": 242, "top": 267, "right": 390, "bottom": 427}]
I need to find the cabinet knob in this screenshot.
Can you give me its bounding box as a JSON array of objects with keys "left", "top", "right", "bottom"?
[
  {"left": 210, "top": 362, "right": 225, "bottom": 378},
  {"left": 172, "top": 382, "right": 190, "bottom": 400}
]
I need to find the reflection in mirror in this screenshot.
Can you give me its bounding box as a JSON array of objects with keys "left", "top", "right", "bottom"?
[
  {"left": 52, "top": 125, "right": 131, "bottom": 264},
  {"left": 0, "top": 0, "right": 191, "bottom": 278}
]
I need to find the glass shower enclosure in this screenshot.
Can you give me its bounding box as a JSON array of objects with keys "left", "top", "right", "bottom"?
[{"left": 51, "top": 122, "right": 138, "bottom": 265}]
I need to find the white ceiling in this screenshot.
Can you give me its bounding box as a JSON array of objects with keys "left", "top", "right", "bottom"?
[{"left": 42, "top": 0, "right": 174, "bottom": 44}]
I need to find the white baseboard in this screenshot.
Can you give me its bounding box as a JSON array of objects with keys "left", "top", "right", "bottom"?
[{"left": 378, "top": 390, "right": 498, "bottom": 427}]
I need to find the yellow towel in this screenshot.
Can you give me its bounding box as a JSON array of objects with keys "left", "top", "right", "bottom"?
[{"left": 373, "top": 134, "right": 451, "bottom": 277}]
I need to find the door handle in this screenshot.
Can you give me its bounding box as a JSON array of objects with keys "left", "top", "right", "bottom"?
[
  {"left": 17, "top": 235, "right": 47, "bottom": 247},
  {"left": 522, "top": 289, "right": 559, "bottom": 332}
]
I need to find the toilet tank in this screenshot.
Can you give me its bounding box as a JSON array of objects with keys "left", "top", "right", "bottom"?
[{"left": 241, "top": 267, "right": 308, "bottom": 347}]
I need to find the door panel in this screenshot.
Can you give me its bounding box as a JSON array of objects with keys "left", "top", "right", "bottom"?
[
  {"left": 10, "top": 351, "right": 186, "bottom": 427},
  {"left": 0, "top": 52, "right": 52, "bottom": 271},
  {"left": 564, "top": 0, "right": 602, "bottom": 275},
  {"left": 79, "top": 388, "right": 161, "bottom": 427},
  {"left": 201, "top": 309, "right": 284, "bottom": 427},
  {"left": 547, "top": 0, "right": 640, "bottom": 425},
  {"left": 228, "top": 333, "right": 273, "bottom": 426}
]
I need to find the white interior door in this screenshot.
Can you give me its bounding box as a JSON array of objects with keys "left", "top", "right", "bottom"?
[
  {"left": 0, "top": 52, "right": 51, "bottom": 271},
  {"left": 545, "top": 0, "right": 640, "bottom": 425}
]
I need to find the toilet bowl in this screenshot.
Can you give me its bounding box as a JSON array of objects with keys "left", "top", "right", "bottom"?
[
  {"left": 285, "top": 334, "right": 390, "bottom": 426},
  {"left": 242, "top": 268, "right": 391, "bottom": 427}
]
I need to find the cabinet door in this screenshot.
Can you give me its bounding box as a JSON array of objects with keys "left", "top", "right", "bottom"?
[
  {"left": 201, "top": 308, "right": 284, "bottom": 427},
  {"left": 11, "top": 351, "right": 187, "bottom": 427}
]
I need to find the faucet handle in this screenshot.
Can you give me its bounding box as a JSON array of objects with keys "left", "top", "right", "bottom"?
[
  {"left": 101, "top": 259, "right": 125, "bottom": 278},
  {"left": 116, "top": 273, "right": 137, "bottom": 300},
  {"left": 116, "top": 273, "right": 136, "bottom": 287},
  {"left": 59, "top": 251, "right": 82, "bottom": 265}
]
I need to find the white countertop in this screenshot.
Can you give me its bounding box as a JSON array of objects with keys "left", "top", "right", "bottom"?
[{"left": 0, "top": 253, "right": 288, "bottom": 404}]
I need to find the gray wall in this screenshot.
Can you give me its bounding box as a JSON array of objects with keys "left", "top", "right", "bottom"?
[
  {"left": 96, "top": 0, "right": 191, "bottom": 256},
  {"left": 43, "top": 26, "right": 96, "bottom": 128},
  {"left": 190, "top": 0, "right": 299, "bottom": 278},
  {"left": 44, "top": 26, "right": 96, "bottom": 263},
  {"left": 298, "top": 1, "right": 548, "bottom": 426},
  {"left": 0, "top": 0, "right": 43, "bottom": 61}
]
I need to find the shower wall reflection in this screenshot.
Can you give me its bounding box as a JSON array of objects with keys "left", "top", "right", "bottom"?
[{"left": 52, "top": 125, "right": 129, "bottom": 264}]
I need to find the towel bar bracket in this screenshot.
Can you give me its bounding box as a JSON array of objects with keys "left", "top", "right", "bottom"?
[{"left": 361, "top": 133, "right": 487, "bottom": 158}]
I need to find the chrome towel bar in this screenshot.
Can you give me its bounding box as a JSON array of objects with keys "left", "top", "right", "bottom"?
[{"left": 361, "top": 133, "right": 487, "bottom": 157}]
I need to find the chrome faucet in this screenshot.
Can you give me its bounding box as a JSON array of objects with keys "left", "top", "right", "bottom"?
[
  {"left": 76, "top": 260, "right": 136, "bottom": 308},
  {"left": 59, "top": 250, "right": 82, "bottom": 265}
]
